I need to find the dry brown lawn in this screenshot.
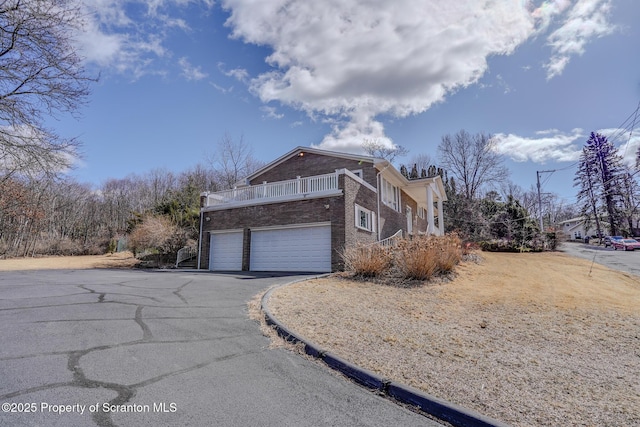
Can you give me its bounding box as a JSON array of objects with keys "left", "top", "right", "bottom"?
[
  {"left": 266, "top": 251, "right": 640, "bottom": 427},
  {"left": 0, "top": 251, "right": 139, "bottom": 271}
]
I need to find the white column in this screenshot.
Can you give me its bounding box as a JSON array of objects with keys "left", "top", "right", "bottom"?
[
  {"left": 426, "top": 185, "right": 435, "bottom": 235},
  {"left": 437, "top": 199, "right": 444, "bottom": 236}
]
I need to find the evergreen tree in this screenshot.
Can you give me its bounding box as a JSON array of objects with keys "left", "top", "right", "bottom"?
[
  {"left": 574, "top": 132, "right": 624, "bottom": 237},
  {"left": 575, "top": 145, "right": 604, "bottom": 238}
]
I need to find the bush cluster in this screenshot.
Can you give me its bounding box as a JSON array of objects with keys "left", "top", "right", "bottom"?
[
  {"left": 341, "top": 234, "right": 463, "bottom": 283},
  {"left": 128, "top": 215, "right": 188, "bottom": 264},
  {"left": 479, "top": 232, "right": 559, "bottom": 253}
]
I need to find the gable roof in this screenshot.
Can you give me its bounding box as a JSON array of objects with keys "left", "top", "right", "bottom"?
[
  {"left": 241, "top": 146, "right": 381, "bottom": 185},
  {"left": 374, "top": 159, "right": 448, "bottom": 203}
]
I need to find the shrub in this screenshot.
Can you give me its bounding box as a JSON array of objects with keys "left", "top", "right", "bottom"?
[
  {"left": 545, "top": 232, "right": 559, "bottom": 250},
  {"left": 341, "top": 234, "right": 463, "bottom": 283},
  {"left": 394, "top": 239, "right": 439, "bottom": 280},
  {"left": 435, "top": 234, "right": 463, "bottom": 273},
  {"left": 394, "top": 234, "right": 463, "bottom": 280},
  {"left": 340, "top": 244, "right": 393, "bottom": 277},
  {"left": 128, "top": 215, "right": 187, "bottom": 262},
  {"left": 107, "top": 238, "right": 117, "bottom": 254}
]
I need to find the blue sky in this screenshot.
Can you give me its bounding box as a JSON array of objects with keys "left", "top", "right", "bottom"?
[{"left": 51, "top": 0, "right": 640, "bottom": 207}]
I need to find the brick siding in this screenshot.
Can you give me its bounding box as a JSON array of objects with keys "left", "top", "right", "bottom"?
[
  {"left": 344, "top": 173, "right": 378, "bottom": 247},
  {"left": 378, "top": 189, "right": 427, "bottom": 239}
]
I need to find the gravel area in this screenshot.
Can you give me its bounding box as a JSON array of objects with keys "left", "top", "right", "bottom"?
[{"left": 266, "top": 251, "right": 640, "bottom": 427}]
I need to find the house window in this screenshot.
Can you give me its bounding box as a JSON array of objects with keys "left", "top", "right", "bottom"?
[
  {"left": 351, "top": 169, "right": 363, "bottom": 179},
  {"left": 380, "top": 177, "right": 400, "bottom": 212},
  {"left": 355, "top": 204, "right": 374, "bottom": 232},
  {"left": 417, "top": 207, "right": 425, "bottom": 219}
]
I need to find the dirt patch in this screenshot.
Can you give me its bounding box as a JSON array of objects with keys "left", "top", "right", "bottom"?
[
  {"left": 0, "top": 251, "right": 139, "bottom": 271},
  {"left": 267, "top": 251, "right": 640, "bottom": 427}
]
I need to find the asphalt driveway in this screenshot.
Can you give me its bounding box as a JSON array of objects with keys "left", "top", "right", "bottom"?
[
  {"left": 559, "top": 241, "right": 640, "bottom": 277},
  {"left": 0, "top": 269, "right": 441, "bottom": 427}
]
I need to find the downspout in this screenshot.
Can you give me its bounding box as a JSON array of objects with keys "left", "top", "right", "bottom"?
[
  {"left": 197, "top": 192, "right": 208, "bottom": 270},
  {"left": 376, "top": 163, "right": 391, "bottom": 241},
  {"left": 197, "top": 210, "right": 203, "bottom": 270},
  {"left": 377, "top": 171, "right": 381, "bottom": 241}
]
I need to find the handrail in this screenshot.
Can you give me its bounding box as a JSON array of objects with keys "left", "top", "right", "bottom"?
[
  {"left": 176, "top": 246, "right": 197, "bottom": 268},
  {"left": 377, "top": 229, "right": 403, "bottom": 247},
  {"left": 206, "top": 172, "right": 339, "bottom": 207}
]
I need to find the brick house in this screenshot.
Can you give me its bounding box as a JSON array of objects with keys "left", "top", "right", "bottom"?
[{"left": 197, "top": 146, "right": 447, "bottom": 272}]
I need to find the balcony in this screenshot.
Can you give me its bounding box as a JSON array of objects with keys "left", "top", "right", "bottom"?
[{"left": 202, "top": 172, "right": 341, "bottom": 210}]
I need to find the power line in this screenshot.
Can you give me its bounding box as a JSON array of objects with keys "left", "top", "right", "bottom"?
[{"left": 622, "top": 100, "right": 640, "bottom": 159}]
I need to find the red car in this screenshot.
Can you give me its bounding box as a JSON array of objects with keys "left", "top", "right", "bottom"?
[{"left": 612, "top": 238, "right": 640, "bottom": 251}]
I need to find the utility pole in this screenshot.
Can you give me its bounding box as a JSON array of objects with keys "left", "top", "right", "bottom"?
[{"left": 536, "top": 170, "right": 556, "bottom": 232}]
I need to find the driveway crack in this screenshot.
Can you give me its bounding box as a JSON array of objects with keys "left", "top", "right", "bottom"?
[
  {"left": 134, "top": 306, "right": 153, "bottom": 341},
  {"left": 173, "top": 280, "right": 192, "bottom": 305}
]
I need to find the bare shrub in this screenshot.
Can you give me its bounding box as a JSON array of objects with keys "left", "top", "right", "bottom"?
[
  {"left": 341, "top": 234, "right": 463, "bottom": 284},
  {"left": 393, "top": 234, "right": 463, "bottom": 281},
  {"left": 435, "top": 233, "right": 463, "bottom": 273},
  {"left": 31, "top": 236, "right": 82, "bottom": 256},
  {"left": 128, "top": 215, "right": 186, "bottom": 258},
  {"left": 340, "top": 244, "right": 393, "bottom": 277},
  {"left": 394, "top": 237, "right": 439, "bottom": 280}
]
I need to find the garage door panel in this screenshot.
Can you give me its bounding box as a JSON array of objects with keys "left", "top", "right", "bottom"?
[
  {"left": 250, "top": 225, "right": 331, "bottom": 272},
  {"left": 209, "top": 231, "right": 243, "bottom": 271}
]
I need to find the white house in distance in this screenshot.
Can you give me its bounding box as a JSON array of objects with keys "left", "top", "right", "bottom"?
[{"left": 558, "top": 216, "right": 604, "bottom": 240}]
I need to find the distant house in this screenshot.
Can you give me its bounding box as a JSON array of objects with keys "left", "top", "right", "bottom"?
[
  {"left": 559, "top": 214, "right": 640, "bottom": 240},
  {"left": 197, "top": 146, "right": 447, "bottom": 272},
  {"left": 559, "top": 217, "right": 594, "bottom": 240}
]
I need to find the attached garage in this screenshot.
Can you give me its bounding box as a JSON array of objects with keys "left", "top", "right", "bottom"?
[
  {"left": 250, "top": 223, "right": 331, "bottom": 272},
  {"left": 209, "top": 230, "right": 243, "bottom": 271}
]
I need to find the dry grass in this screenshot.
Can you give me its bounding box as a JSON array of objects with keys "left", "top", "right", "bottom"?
[
  {"left": 340, "top": 244, "right": 394, "bottom": 277},
  {"left": 341, "top": 234, "right": 463, "bottom": 282},
  {"left": 266, "top": 251, "right": 640, "bottom": 427},
  {"left": 395, "top": 234, "right": 462, "bottom": 280},
  {"left": 0, "top": 251, "right": 139, "bottom": 271}
]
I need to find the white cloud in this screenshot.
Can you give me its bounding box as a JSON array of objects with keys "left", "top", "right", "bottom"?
[
  {"left": 221, "top": 0, "right": 616, "bottom": 152},
  {"left": 312, "top": 115, "right": 395, "bottom": 155},
  {"left": 211, "top": 82, "right": 234, "bottom": 94},
  {"left": 493, "top": 127, "right": 640, "bottom": 167},
  {"left": 76, "top": 18, "right": 125, "bottom": 66},
  {"left": 77, "top": 0, "right": 214, "bottom": 78},
  {"left": 492, "top": 128, "right": 585, "bottom": 163},
  {"left": 226, "top": 68, "right": 249, "bottom": 82},
  {"left": 261, "top": 106, "right": 284, "bottom": 120},
  {"left": 543, "top": 0, "right": 614, "bottom": 79},
  {"left": 178, "top": 57, "right": 209, "bottom": 81},
  {"left": 76, "top": 1, "right": 618, "bottom": 151},
  {"left": 598, "top": 128, "right": 640, "bottom": 168}
]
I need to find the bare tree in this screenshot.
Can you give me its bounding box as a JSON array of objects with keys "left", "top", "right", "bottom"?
[
  {"left": 619, "top": 169, "right": 640, "bottom": 235},
  {"left": 438, "top": 130, "right": 509, "bottom": 200},
  {"left": 0, "top": 0, "right": 93, "bottom": 180},
  {"left": 206, "top": 133, "right": 264, "bottom": 189},
  {"left": 362, "top": 139, "right": 408, "bottom": 163},
  {"left": 408, "top": 153, "right": 433, "bottom": 175}
]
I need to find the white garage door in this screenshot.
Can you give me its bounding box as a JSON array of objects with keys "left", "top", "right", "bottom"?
[
  {"left": 209, "top": 231, "right": 243, "bottom": 271},
  {"left": 250, "top": 224, "right": 331, "bottom": 272}
]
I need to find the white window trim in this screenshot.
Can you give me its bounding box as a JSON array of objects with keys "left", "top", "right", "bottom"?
[
  {"left": 380, "top": 177, "right": 401, "bottom": 212},
  {"left": 417, "top": 206, "right": 425, "bottom": 219},
  {"left": 355, "top": 204, "right": 375, "bottom": 232}
]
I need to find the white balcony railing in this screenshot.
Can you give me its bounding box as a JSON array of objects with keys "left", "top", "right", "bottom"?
[{"left": 205, "top": 172, "right": 340, "bottom": 208}]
